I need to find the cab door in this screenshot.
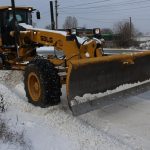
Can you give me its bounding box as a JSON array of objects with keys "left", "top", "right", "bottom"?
[{"left": 0, "top": 10, "right": 15, "bottom": 46}]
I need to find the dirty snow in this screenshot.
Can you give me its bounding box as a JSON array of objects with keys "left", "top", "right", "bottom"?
[{"left": 0, "top": 71, "right": 150, "bottom": 150}]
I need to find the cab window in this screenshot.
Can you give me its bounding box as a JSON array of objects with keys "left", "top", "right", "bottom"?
[{"left": 7, "top": 10, "right": 27, "bottom": 24}]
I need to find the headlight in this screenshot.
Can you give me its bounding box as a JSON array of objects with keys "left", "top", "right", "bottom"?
[
  {"left": 33, "top": 31, "right": 37, "bottom": 35},
  {"left": 8, "top": 7, "right": 12, "bottom": 10},
  {"left": 85, "top": 52, "right": 90, "bottom": 58},
  {"left": 28, "top": 8, "right": 32, "bottom": 11},
  {"left": 93, "top": 28, "right": 101, "bottom": 35}
]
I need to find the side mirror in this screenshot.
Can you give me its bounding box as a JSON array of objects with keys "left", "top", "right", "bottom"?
[{"left": 36, "top": 11, "right": 41, "bottom": 19}]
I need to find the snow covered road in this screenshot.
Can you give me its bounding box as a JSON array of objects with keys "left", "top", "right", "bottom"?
[{"left": 0, "top": 71, "right": 150, "bottom": 150}]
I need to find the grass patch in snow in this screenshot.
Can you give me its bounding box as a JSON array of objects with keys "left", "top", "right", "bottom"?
[
  {"left": 0, "top": 118, "right": 32, "bottom": 150},
  {"left": 0, "top": 94, "right": 32, "bottom": 150}
]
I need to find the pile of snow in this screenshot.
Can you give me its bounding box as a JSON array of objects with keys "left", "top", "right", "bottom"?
[
  {"left": 139, "top": 41, "right": 150, "bottom": 50},
  {"left": 72, "top": 79, "right": 150, "bottom": 105}
]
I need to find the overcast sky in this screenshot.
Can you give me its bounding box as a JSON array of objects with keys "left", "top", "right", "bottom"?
[{"left": 1, "top": 0, "right": 150, "bottom": 34}]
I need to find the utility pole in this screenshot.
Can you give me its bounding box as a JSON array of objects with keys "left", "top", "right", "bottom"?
[
  {"left": 129, "top": 17, "right": 132, "bottom": 40},
  {"left": 55, "top": 0, "right": 58, "bottom": 29},
  {"left": 50, "top": 1, "right": 55, "bottom": 30}
]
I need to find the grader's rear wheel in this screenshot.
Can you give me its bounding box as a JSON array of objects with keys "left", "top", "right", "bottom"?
[{"left": 24, "top": 58, "right": 61, "bottom": 107}]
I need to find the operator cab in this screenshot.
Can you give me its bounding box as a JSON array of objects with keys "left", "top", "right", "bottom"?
[{"left": 0, "top": 6, "right": 33, "bottom": 47}]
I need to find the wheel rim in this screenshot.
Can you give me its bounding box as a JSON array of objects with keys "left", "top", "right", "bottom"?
[{"left": 28, "top": 72, "right": 41, "bottom": 101}]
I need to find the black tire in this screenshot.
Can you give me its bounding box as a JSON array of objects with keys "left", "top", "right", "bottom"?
[{"left": 24, "top": 58, "right": 61, "bottom": 107}]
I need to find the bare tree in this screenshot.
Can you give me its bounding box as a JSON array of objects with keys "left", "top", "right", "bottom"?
[
  {"left": 63, "top": 16, "right": 78, "bottom": 29},
  {"left": 113, "top": 21, "right": 137, "bottom": 47}
]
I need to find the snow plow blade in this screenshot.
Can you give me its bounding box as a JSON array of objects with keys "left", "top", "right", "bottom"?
[
  {"left": 67, "top": 51, "right": 150, "bottom": 116},
  {"left": 69, "top": 81, "right": 150, "bottom": 116}
]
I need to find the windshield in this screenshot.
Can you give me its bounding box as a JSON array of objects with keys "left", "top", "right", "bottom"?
[{"left": 7, "top": 10, "right": 32, "bottom": 25}]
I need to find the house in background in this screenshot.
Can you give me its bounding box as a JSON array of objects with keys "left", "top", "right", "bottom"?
[{"left": 136, "top": 35, "right": 150, "bottom": 43}]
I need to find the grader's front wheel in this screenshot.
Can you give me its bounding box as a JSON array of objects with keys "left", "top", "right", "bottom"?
[
  {"left": 24, "top": 59, "right": 61, "bottom": 107},
  {"left": 27, "top": 72, "right": 41, "bottom": 101}
]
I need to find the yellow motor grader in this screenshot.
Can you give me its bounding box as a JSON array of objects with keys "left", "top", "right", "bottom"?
[{"left": 1, "top": 0, "right": 150, "bottom": 115}]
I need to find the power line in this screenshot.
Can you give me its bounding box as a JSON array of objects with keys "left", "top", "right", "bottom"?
[
  {"left": 42, "top": 0, "right": 150, "bottom": 18},
  {"left": 60, "top": 0, "right": 112, "bottom": 9},
  {"left": 40, "top": 0, "right": 150, "bottom": 29},
  {"left": 59, "top": 4, "right": 150, "bottom": 15},
  {"left": 59, "top": 0, "right": 150, "bottom": 10},
  {"left": 76, "top": 16, "right": 128, "bottom": 23},
  {"left": 76, "top": 16, "right": 129, "bottom": 21}
]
